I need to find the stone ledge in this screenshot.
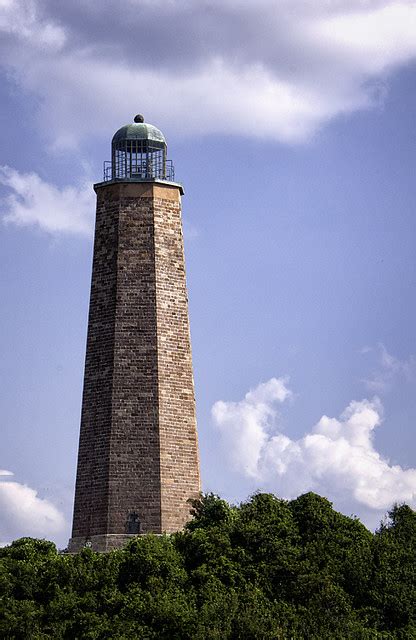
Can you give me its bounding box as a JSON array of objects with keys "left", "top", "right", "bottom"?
[{"left": 67, "top": 534, "right": 141, "bottom": 553}]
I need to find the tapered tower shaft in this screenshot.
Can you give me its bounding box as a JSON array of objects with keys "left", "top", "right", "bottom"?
[{"left": 69, "top": 119, "right": 200, "bottom": 552}]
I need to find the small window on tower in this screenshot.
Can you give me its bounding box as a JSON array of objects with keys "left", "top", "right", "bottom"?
[{"left": 126, "top": 512, "right": 141, "bottom": 534}]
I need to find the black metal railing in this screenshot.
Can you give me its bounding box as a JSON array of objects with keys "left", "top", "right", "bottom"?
[{"left": 103, "top": 159, "right": 175, "bottom": 183}]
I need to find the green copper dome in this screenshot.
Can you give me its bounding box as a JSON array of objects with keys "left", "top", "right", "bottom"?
[
  {"left": 103, "top": 114, "right": 177, "bottom": 185},
  {"left": 112, "top": 115, "right": 166, "bottom": 147}
]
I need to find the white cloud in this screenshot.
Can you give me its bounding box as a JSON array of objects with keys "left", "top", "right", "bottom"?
[
  {"left": 0, "top": 469, "right": 14, "bottom": 476},
  {"left": 1, "top": 1, "right": 416, "bottom": 146},
  {"left": 314, "top": 3, "right": 416, "bottom": 73},
  {"left": 0, "top": 471, "right": 66, "bottom": 543},
  {"left": 362, "top": 344, "right": 416, "bottom": 392},
  {"left": 212, "top": 378, "right": 292, "bottom": 477},
  {"left": 0, "top": 166, "right": 95, "bottom": 235},
  {"left": 212, "top": 378, "right": 416, "bottom": 516},
  {"left": 0, "top": 0, "right": 66, "bottom": 49}
]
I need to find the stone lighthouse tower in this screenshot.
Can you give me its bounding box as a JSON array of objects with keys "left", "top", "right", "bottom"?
[{"left": 68, "top": 115, "right": 200, "bottom": 552}]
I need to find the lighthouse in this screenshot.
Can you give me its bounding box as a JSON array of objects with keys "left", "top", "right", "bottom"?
[{"left": 68, "top": 115, "right": 200, "bottom": 552}]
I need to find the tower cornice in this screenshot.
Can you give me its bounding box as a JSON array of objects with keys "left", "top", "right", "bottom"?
[{"left": 93, "top": 179, "right": 184, "bottom": 196}]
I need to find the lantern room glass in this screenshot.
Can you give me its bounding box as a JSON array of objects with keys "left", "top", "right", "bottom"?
[
  {"left": 103, "top": 116, "right": 175, "bottom": 183},
  {"left": 112, "top": 138, "right": 167, "bottom": 180}
]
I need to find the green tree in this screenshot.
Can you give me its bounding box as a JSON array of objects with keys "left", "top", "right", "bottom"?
[{"left": 0, "top": 494, "right": 415, "bottom": 639}]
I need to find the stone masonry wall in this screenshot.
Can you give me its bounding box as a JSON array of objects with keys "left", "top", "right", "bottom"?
[
  {"left": 70, "top": 181, "right": 200, "bottom": 550},
  {"left": 71, "top": 188, "right": 120, "bottom": 539},
  {"left": 107, "top": 184, "right": 162, "bottom": 535},
  {"left": 153, "top": 192, "right": 201, "bottom": 532}
]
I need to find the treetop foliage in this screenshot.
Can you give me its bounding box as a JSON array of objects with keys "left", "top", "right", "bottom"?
[{"left": 1, "top": 492, "right": 415, "bottom": 639}]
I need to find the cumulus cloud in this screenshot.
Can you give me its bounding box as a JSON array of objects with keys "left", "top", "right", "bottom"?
[
  {"left": 0, "top": 166, "right": 95, "bottom": 235},
  {"left": 1, "top": 1, "right": 416, "bottom": 146},
  {"left": 212, "top": 378, "right": 416, "bottom": 515},
  {"left": 0, "top": 471, "right": 66, "bottom": 544},
  {"left": 212, "top": 378, "right": 292, "bottom": 477}
]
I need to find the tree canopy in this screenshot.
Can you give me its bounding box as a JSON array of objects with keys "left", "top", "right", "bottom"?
[{"left": 1, "top": 492, "right": 415, "bottom": 639}]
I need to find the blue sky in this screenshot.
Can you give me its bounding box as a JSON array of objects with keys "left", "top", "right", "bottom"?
[{"left": 1, "top": 0, "right": 416, "bottom": 547}]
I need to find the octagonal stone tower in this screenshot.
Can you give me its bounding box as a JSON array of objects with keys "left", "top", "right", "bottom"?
[{"left": 68, "top": 115, "right": 201, "bottom": 552}]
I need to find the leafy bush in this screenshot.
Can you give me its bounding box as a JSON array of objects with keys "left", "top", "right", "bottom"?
[{"left": 0, "top": 493, "right": 415, "bottom": 639}]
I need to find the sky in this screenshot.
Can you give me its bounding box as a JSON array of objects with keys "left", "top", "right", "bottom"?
[{"left": 1, "top": 0, "right": 416, "bottom": 548}]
